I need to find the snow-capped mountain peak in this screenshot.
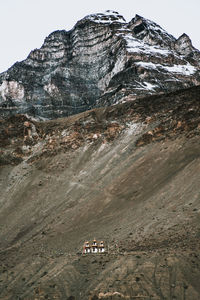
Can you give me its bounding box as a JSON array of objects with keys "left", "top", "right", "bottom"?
[
  {"left": 0, "top": 12, "right": 199, "bottom": 119},
  {"left": 83, "top": 10, "right": 126, "bottom": 24},
  {"left": 128, "top": 14, "right": 176, "bottom": 49}
]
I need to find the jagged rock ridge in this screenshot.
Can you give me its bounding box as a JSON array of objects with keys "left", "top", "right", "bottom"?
[{"left": 0, "top": 10, "right": 200, "bottom": 119}]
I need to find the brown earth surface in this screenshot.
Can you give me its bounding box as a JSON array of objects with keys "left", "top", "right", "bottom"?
[{"left": 0, "top": 86, "right": 200, "bottom": 299}]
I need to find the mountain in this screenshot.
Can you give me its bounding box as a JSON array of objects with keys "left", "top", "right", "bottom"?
[
  {"left": 0, "top": 10, "right": 200, "bottom": 119},
  {"left": 0, "top": 85, "right": 200, "bottom": 299}
]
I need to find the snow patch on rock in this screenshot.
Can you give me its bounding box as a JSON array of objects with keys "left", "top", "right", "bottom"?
[
  {"left": 44, "top": 83, "right": 60, "bottom": 96},
  {"left": 0, "top": 80, "right": 24, "bottom": 102},
  {"left": 86, "top": 10, "right": 126, "bottom": 24},
  {"left": 136, "top": 62, "right": 197, "bottom": 75},
  {"left": 123, "top": 34, "right": 172, "bottom": 56},
  {"left": 135, "top": 81, "right": 157, "bottom": 91}
]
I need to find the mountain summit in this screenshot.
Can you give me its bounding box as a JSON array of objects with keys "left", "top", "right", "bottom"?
[{"left": 0, "top": 11, "right": 200, "bottom": 119}]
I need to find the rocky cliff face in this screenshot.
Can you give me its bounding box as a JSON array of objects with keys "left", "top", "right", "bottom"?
[{"left": 0, "top": 10, "right": 200, "bottom": 119}]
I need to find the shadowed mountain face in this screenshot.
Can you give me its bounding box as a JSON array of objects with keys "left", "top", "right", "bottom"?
[
  {"left": 0, "top": 11, "right": 200, "bottom": 119},
  {"left": 0, "top": 86, "right": 200, "bottom": 299}
]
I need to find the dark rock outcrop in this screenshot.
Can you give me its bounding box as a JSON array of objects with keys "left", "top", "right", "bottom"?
[{"left": 0, "top": 10, "right": 200, "bottom": 119}]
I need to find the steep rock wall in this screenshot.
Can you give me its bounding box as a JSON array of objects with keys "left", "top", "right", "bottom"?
[{"left": 0, "top": 11, "right": 200, "bottom": 119}]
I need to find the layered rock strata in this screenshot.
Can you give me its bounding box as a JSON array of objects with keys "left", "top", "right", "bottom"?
[{"left": 0, "top": 11, "right": 200, "bottom": 119}]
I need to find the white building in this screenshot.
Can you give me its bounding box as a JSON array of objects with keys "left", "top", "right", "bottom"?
[
  {"left": 83, "top": 239, "right": 105, "bottom": 254},
  {"left": 83, "top": 241, "right": 91, "bottom": 254},
  {"left": 99, "top": 241, "right": 105, "bottom": 253}
]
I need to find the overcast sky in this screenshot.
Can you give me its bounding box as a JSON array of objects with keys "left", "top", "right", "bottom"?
[{"left": 0, "top": 0, "right": 199, "bottom": 73}]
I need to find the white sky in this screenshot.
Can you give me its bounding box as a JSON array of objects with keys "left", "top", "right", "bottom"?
[{"left": 0, "top": 0, "right": 199, "bottom": 73}]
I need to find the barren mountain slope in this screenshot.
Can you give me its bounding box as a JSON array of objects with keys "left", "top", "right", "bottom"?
[{"left": 0, "top": 86, "right": 200, "bottom": 299}]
